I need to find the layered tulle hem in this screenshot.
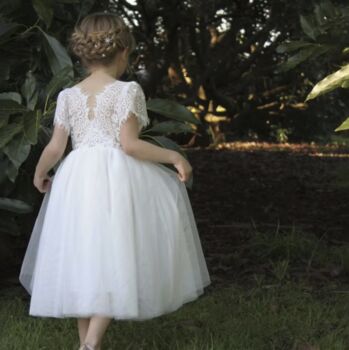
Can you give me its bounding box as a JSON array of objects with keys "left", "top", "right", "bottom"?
[{"left": 28, "top": 279, "right": 211, "bottom": 320}]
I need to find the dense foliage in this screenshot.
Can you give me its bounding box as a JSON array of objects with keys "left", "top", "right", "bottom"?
[
  {"left": 277, "top": 0, "right": 349, "bottom": 133},
  {"left": 112, "top": 0, "right": 347, "bottom": 141}
]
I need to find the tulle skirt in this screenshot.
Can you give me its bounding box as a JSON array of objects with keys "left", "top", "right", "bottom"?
[{"left": 19, "top": 144, "right": 211, "bottom": 320}]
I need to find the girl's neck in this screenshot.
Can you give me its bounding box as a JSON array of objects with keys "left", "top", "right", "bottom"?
[{"left": 87, "top": 65, "right": 122, "bottom": 81}]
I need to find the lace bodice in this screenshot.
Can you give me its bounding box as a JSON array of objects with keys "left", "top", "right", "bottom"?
[{"left": 53, "top": 80, "right": 150, "bottom": 150}]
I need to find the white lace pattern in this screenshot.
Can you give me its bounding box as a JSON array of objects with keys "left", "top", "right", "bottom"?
[{"left": 53, "top": 80, "right": 150, "bottom": 150}]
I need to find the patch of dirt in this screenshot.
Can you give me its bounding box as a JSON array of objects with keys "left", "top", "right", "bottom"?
[{"left": 186, "top": 142, "right": 349, "bottom": 288}]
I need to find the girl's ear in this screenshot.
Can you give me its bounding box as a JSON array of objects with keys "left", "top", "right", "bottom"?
[{"left": 121, "top": 47, "right": 129, "bottom": 61}]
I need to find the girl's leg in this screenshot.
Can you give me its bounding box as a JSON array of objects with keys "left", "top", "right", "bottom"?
[
  {"left": 84, "top": 315, "right": 112, "bottom": 350},
  {"left": 77, "top": 318, "right": 91, "bottom": 347}
]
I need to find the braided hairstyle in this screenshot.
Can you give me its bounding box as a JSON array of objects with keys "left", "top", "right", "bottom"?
[{"left": 69, "top": 12, "right": 136, "bottom": 67}]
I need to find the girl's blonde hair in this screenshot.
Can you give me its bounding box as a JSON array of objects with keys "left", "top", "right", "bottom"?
[{"left": 69, "top": 12, "right": 136, "bottom": 68}]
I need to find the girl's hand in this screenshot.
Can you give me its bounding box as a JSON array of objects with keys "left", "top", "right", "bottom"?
[
  {"left": 33, "top": 173, "right": 52, "bottom": 193},
  {"left": 173, "top": 153, "right": 193, "bottom": 183}
]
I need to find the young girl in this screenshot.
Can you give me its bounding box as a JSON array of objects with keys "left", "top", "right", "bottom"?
[{"left": 19, "top": 12, "right": 211, "bottom": 350}]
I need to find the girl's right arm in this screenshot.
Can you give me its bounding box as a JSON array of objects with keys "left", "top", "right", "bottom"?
[
  {"left": 119, "top": 114, "right": 193, "bottom": 183},
  {"left": 33, "top": 125, "right": 69, "bottom": 193}
]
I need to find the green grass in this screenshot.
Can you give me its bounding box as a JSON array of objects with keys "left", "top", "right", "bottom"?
[
  {"left": 2, "top": 227, "right": 349, "bottom": 350},
  {"left": 1, "top": 281, "right": 349, "bottom": 350}
]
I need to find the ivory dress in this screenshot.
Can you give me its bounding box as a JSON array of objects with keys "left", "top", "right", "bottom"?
[{"left": 18, "top": 79, "right": 211, "bottom": 320}]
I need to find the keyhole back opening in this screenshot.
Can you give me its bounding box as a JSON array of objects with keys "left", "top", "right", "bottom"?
[{"left": 86, "top": 95, "right": 97, "bottom": 121}]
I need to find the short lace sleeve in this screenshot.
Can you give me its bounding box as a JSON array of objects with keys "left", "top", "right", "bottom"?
[
  {"left": 53, "top": 89, "right": 70, "bottom": 134},
  {"left": 119, "top": 82, "right": 150, "bottom": 132}
]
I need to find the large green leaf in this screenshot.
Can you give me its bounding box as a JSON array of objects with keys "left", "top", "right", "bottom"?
[
  {"left": 141, "top": 134, "right": 187, "bottom": 160},
  {"left": 146, "top": 98, "right": 200, "bottom": 125},
  {"left": 0, "top": 93, "right": 22, "bottom": 125},
  {"left": 146, "top": 120, "right": 195, "bottom": 135},
  {"left": 306, "top": 63, "right": 349, "bottom": 102},
  {"left": 276, "top": 41, "right": 316, "bottom": 54},
  {"left": 3, "top": 133, "right": 32, "bottom": 169},
  {"left": 341, "top": 80, "right": 349, "bottom": 89},
  {"left": 335, "top": 117, "right": 349, "bottom": 132},
  {"left": 278, "top": 45, "right": 330, "bottom": 72},
  {"left": 0, "top": 99, "right": 27, "bottom": 115},
  {"left": 300, "top": 15, "right": 321, "bottom": 40},
  {"left": 45, "top": 65, "right": 73, "bottom": 99},
  {"left": 22, "top": 70, "right": 38, "bottom": 111},
  {"left": 0, "top": 92, "right": 22, "bottom": 104},
  {"left": 5, "top": 161, "right": 19, "bottom": 183},
  {"left": 41, "top": 30, "right": 73, "bottom": 77},
  {"left": 0, "top": 123, "right": 23, "bottom": 148},
  {"left": 142, "top": 135, "right": 183, "bottom": 151},
  {"left": 0, "top": 197, "right": 33, "bottom": 213},
  {"left": 23, "top": 110, "right": 41, "bottom": 144},
  {"left": 32, "top": 0, "right": 53, "bottom": 28}
]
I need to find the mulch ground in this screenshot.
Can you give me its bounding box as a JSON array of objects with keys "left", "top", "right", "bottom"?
[{"left": 186, "top": 142, "right": 349, "bottom": 289}]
